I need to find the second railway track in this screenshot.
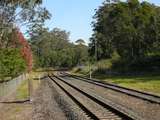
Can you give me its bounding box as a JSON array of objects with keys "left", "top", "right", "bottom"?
[
  {"left": 61, "top": 72, "right": 160, "bottom": 104},
  {"left": 49, "top": 74, "right": 143, "bottom": 120}
]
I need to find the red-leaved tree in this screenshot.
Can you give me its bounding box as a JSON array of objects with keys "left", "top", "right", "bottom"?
[{"left": 16, "top": 29, "right": 33, "bottom": 72}]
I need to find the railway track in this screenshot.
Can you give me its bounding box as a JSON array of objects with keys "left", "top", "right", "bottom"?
[
  {"left": 61, "top": 72, "right": 160, "bottom": 104},
  {"left": 49, "top": 74, "right": 142, "bottom": 120}
]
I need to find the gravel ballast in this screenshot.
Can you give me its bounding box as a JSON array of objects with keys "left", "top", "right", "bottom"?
[
  {"left": 62, "top": 76, "right": 160, "bottom": 120},
  {"left": 32, "top": 78, "right": 67, "bottom": 120},
  {"left": 32, "top": 78, "right": 89, "bottom": 120}
]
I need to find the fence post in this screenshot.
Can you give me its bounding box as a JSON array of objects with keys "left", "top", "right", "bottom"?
[{"left": 28, "top": 74, "right": 33, "bottom": 102}]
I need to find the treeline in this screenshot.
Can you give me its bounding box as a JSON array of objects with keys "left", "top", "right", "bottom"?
[
  {"left": 30, "top": 28, "right": 88, "bottom": 68},
  {"left": 0, "top": 0, "right": 50, "bottom": 79},
  {"left": 89, "top": 0, "right": 160, "bottom": 72}
]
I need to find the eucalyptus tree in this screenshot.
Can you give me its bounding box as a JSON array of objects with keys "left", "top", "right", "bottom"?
[
  {"left": 30, "top": 28, "right": 89, "bottom": 68},
  {"left": 75, "top": 39, "right": 85, "bottom": 45},
  {"left": 0, "top": 0, "right": 51, "bottom": 78},
  {"left": 75, "top": 39, "right": 88, "bottom": 65},
  {"left": 0, "top": 0, "right": 51, "bottom": 48},
  {"left": 90, "top": 0, "right": 160, "bottom": 61}
]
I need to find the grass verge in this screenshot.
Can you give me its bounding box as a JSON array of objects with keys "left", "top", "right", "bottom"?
[
  {"left": 16, "top": 71, "right": 46, "bottom": 100},
  {"left": 92, "top": 73, "right": 160, "bottom": 96},
  {"left": 71, "top": 67, "right": 160, "bottom": 96},
  {"left": 16, "top": 80, "right": 29, "bottom": 100}
]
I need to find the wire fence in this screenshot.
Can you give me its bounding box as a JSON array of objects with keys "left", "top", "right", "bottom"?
[{"left": 0, "top": 74, "right": 28, "bottom": 98}]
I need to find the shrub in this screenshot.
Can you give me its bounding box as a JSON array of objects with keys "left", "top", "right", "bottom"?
[
  {"left": 129, "top": 56, "right": 160, "bottom": 71},
  {"left": 0, "top": 48, "right": 26, "bottom": 79}
]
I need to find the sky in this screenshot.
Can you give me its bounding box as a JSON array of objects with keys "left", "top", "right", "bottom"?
[{"left": 43, "top": 0, "right": 160, "bottom": 43}]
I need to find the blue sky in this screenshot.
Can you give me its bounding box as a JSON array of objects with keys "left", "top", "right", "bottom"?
[{"left": 43, "top": 0, "right": 160, "bottom": 43}]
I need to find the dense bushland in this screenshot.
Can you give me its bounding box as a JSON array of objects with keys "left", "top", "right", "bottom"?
[
  {"left": 30, "top": 28, "right": 88, "bottom": 68},
  {"left": 89, "top": 0, "right": 160, "bottom": 73}
]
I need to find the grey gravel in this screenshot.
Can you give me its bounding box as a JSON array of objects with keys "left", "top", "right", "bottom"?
[
  {"left": 63, "top": 76, "right": 160, "bottom": 120},
  {"left": 32, "top": 79, "right": 67, "bottom": 120},
  {"left": 48, "top": 78, "right": 90, "bottom": 120},
  {"left": 32, "top": 78, "right": 90, "bottom": 120},
  {"left": 55, "top": 78, "right": 123, "bottom": 120}
]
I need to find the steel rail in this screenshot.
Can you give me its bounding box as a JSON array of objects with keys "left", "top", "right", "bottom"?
[
  {"left": 51, "top": 74, "right": 142, "bottom": 120},
  {"left": 63, "top": 72, "right": 160, "bottom": 104},
  {"left": 49, "top": 76, "right": 99, "bottom": 120}
]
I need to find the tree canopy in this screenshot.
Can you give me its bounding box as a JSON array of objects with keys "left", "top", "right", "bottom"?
[
  {"left": 0, "top": 0, "right": 50, "bottom": 78},
  {"left": 75, "top": 39, "right": 85, "bottom": 45},
  {"left": 89, "top": 0, "right": 160, "bottom": 61},
  {"left": 30, "top": 28, "right": 88, "bottom": 68},
  {"left": 0, "top": 0, "right": 51, "bottom": 48}
]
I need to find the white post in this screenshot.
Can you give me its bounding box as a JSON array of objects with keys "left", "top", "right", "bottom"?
[{"left": 89, "top": 63, "right": 92, "bottom": 79}]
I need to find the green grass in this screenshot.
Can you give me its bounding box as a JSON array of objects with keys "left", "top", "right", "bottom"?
[
  {"left": 15, "top": 71, "right": 44, "bottom": 100},
  {"left": 16, "top": 80, "right": 28, "bottom": 99},
  {"left": 93, "top": 74, "right": 160, "bottom": 95},
  {"left": 72, "top": 61, "right": 160, "bottom": 95},
  {"left": 71, "top": 66, "right": 90, "bottom": 75}
]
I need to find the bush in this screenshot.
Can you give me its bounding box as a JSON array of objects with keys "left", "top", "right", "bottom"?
[
  {"left": 129, "top": 56, "right": 160, "bottom": 71},
  {"left": 0, "top": 48, "right": 26, "bottom": 79}
]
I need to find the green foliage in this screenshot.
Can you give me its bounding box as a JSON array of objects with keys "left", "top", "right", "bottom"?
[
  {"left": 128, "top": 56, "right": 160, "bottom": 71},
  {"left": 90, "top": 0, "right": 160, "bottom": 61},
  {"left": 93, "top": 74, "right": 160, "bottom": 95},
  {"left": 75, "top": 39, "right": 85, "bottom": 45},
  {"left": 71, "top": 66, "right": 91, "bottom": 75},
  {"left": 0, "top": 0, "right": 51, "bottom": 48},
  {"left": 0, "top": 0, "right": 50, "bottom": 79},
  {"left": 0, "top": 48, "right": 26, "bottom": 79},
  {"left": 30, "top": 28, "right": 88, "bottom": 68}
]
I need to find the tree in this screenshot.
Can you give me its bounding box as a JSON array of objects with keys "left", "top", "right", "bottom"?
[
  {"left": 0, "top": 28, "right": 32, "bottom": 78},
  {"left": 90, "top": 0, "right": 160, "bottom": 61},
  {"left": 0, "top": 0, "right": 51, "bottom": 48},
  {"left": 75, "top": 39, "right": 85, "bottom": 45},
  {"left": 0, "top": 48, "right": 26, "bottom": 79},
  {"left": 0, "top": 0, "right": 51, "bottom": 79},
  {"left": 16, "top": 29, "right": 33, "bottom": 72},
  {"left": 75, "top": 39, "right": 88, "bottom": 65},
  {"left": 30, "top": 28, "right": 88, "bottom": 68}
]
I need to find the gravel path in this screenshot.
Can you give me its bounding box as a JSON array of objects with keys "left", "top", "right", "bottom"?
[
  {"left": 62, "top": 76, "right": 160, "bottom": 120},
  {"left": 32, "top": 78, "right": 89, "bottom": 120},
  {"left": 32, "top": 78, "right": 67, "bottom": 120}
]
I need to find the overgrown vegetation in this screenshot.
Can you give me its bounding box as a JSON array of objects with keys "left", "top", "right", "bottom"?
[{"left": 89, "top": 0, "right": 160, "bottom": 74}]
